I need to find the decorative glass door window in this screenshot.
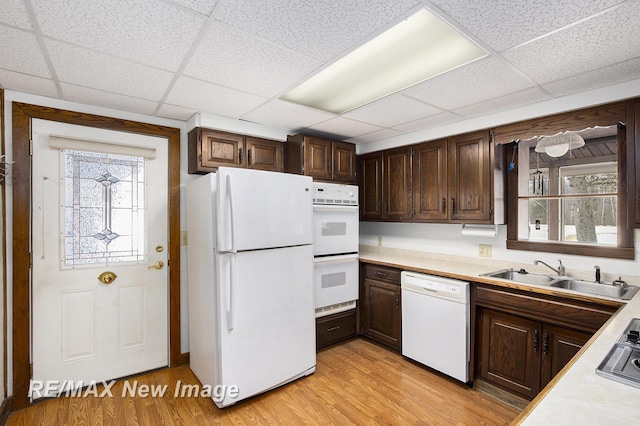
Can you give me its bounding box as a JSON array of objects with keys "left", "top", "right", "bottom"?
[{"left": 63, "top": 150, "right": 146, "bottom": 266}]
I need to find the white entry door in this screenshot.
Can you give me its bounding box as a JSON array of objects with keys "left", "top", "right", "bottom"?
[{"left": 31, "top": 119, "right": 168, "bottom": 398}]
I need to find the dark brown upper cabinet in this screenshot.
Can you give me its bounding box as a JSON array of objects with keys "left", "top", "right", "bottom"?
[
  {"left": 360, "top": 129, "right": 500, "bottom": 224},
  {"left": 358, "top": 147, "right": 412, "bottom": 221},
  {"left": 284, "top": 134, "right": 356, "bottom": 183},
  {"left": 448, "top": 130, "right": 493, "bottom": 222},
  {"left": 188, "top": 128, "right": 283, "bottom": 174},
  {"left": 384, "top": 146, "right": 413, "bottom": 220},
  {"left": 359, "top": 152, "right": 383, "bottom": 220},
  {"left": 413, "top": 139, "right": 448, "bottom": 221}
]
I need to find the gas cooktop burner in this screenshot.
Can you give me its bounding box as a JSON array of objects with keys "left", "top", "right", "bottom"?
[{"left": 597, "top": 318, "right": 640, "bottom": 388}]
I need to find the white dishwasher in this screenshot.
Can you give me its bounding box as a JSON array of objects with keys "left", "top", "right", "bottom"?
[{"left": 401, "top": 271, "right": 470, "bottom": 383}]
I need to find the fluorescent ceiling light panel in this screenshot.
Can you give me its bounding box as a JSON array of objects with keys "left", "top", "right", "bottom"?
[{"left": 281, "top": 9, "right": 487, "bottom": 114}]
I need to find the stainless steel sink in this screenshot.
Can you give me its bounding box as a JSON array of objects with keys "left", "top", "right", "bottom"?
[
  {"left": 551, "top": 279, "right": 639, "bottom": 300},
  {"left": 481, "top": 268, "right": 557, "bottom": 285},
  {"left": 481, "top": 268, "right": 639, "bottom": 300}
]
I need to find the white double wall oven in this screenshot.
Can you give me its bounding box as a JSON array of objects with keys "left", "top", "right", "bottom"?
[{"left": 312, "top": 182, "right": 359, "bottom": 317}]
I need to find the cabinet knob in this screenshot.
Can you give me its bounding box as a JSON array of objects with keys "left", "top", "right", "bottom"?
[
  {"left": 533, "top": 329, "right": 539, "bottom": 353},
  {"left": 543, "top": 332, "right": 549, "bottom": 355},
  {"left": 450, "top": 197, "right": 456, "bottom": 214},
  {"left": 441, "top": 197, "right": 446, "bottom": 213}
]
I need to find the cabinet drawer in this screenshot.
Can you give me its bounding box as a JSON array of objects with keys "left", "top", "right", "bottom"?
[
  {"left": 316, "top": 310, "right": 357, "bottom": 350},
  {"left": 474, "top": 285, "right": 618, "bottom": 333},
  {"left": 364, "top": 264, "right": 401, "bottom": 283}
]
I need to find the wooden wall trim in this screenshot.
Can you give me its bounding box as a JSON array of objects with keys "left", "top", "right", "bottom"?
[
  {"left": 1, "top": 88, "right": 7, "bottom": 403},
  {"left": 493, "top": 101, "right": 628, "bottom": 144},
  {"left": 10, "top": 102, "right": 181, "bottom": 410}
]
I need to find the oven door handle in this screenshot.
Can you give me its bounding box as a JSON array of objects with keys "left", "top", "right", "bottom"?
[
  {"left": 314, "top": 253, "right": 359, "bottom": 264},
  {"left": 312, "top": 205, "right": 359, "bottom": 212}
]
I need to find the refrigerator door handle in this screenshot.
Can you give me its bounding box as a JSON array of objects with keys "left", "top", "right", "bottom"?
[
  {"left": 227, "top": 253, "right": 235, "bottom": 331},
  {"left": 226, "top": 174, "right": 237, "bottom": 254}
]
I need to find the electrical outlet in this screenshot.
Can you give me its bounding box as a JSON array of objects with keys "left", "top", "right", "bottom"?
[
  {"left": 479, "top": 244, "right": 492, "bottom": 258},
  {"left": 377, "top": 236, "right": 383, "bottom": 247}
]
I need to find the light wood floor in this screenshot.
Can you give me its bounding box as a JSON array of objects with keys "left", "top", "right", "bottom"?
[{"left": 7, "top": 338, "right": 520, "bottom": 425}]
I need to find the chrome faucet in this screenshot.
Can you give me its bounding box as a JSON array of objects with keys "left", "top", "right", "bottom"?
[{"left": 534, "top": 259, "right": 565, "bottom": 276}]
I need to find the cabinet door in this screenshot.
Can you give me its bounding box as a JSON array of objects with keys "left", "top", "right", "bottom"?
[
  {"left": 362, "top": 278, "right": 401, "bottom": 350},
  {"left": 448, "top": 130, "right": 491, "bottom": 222},
  {"left": 303, "top": 137, "right": 332, "bottom": 180},
  {"left": 384, "top": 147, "right": 413, "bottom": 220},
  {"left": 332, "top": 141, "right": 356, "bottom": 183},
  {"left": 413, "top": 139, "right": 448, "bottom": 221},
  {"left": 478, "top": 309, "right": 540, "bottom": 399},
  {"left": 540, "top": 325, "right": 589, "bottom": 389},
  {"left": 245, "top": 137, "right": 283, "bottom": 172},
  {"left": 359, "top": 152, "right": 383, "bottom": 220},
  {"left": 201, "top": 130, "right": 245, "bottom": 170}
]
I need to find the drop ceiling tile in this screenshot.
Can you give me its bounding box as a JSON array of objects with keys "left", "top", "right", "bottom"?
[
  {"left": 46, "top": 40, "right": 174, "bottom": 101},
  {"left": 346, "top": 128, "right": 403, "bottom": 144},
  {"left": 0, "top": 69, "right": 58, "bottom": 98},
  {"left": 453, "top": 87, "right": 550, "bottom": 118},
  {"left": 392, "top": 112, "right": 464, "bottom": 133},
  {"left": 169, "top": 0, "right": 218, "bottom": 15},
  {"left": 242, "top": 100, "right": 335, "bottom": 130},
  {"left": 215, "top": 0, "right": 420, "bottom": 61},
  {"left": 166, "top": 75, "right": 267, "bottom": 118},
  {"left": 0, "top": 0, "right": 32, "bottom": 29},
  {"left": 60, "top": 83, "right": 159, "bottom": 116},
  {"left": 502, "top": 2, "right": 640, "bottom": 84},
  {"left": 542, "top": 58, "right": 640, "bottom": 97},
  {"left": 31, "top": 0, "right": 205, "bottom": 71},
  {"left": 0, "top": 26, "right": 50, "bottom": 77},
  {"left": 342, "top": 94, "right": 442, "bottom": 128},
  {"left": 404, "top": 57, "right": 535, "bottom": 110},
  {"left": 184, "top": 22, "right": 322, "bottom": 97},
  {"left": 305, "top": 117, "right": 383, "bottom": 139},
  {"left": 156, "top": 103, "right": 199, "bottom": 121},
  {"left": 431, "top": 0, "right": 624, "bottom": 52}
]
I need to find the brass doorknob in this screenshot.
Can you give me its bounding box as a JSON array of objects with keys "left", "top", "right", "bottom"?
[
  {"left": 148, "top": 261, "right": 164, "bottom": 270},
  {"left": 98, "top": 271, "right": 117, "bottom": 285}
]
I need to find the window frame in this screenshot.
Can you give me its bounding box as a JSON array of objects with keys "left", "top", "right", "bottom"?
[{"left": 497, "top": 101, "right": 634, "bottom": 260}]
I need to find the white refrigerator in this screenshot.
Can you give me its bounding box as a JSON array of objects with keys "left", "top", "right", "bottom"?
[{"left": 187, "top": 167, "right": 315, "bottom": 408}]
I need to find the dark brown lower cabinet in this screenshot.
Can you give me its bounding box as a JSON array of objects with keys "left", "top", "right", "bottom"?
[
  {"left": 316, "top": 310, "right": 357, "bottom": 351},
  {"left": 478, "top": 308, "right": 590, "bottom": 399},
  {"left": 361, "top": 277, "right": 401, "bottom": 351}
]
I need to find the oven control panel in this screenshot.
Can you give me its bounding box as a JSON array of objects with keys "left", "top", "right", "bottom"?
[{"left": 312, "top": 182, "right": 358, "bottom": 206}]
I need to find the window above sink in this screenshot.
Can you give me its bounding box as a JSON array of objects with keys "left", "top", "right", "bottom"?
[
  {"left": 495, "top": 101, "right": 635, "bottom": 260},
  {"left": 518, "top": 126, "right": 618, "bottom": 246}
]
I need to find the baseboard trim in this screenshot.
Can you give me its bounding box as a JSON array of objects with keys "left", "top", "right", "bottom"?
[
  {"left": 0, "top": 396, "right": 13, "bottom": 425},
  {"left": 179, "top": 352, "right": 190, "bottom": 366}
]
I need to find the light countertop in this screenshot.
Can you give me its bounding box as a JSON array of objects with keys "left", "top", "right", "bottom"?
[{"left": 358, "top": 246, "right": 640, "bottom": 425}]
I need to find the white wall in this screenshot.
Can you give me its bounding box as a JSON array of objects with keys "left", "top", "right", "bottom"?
[{"left": 360, "top": 222, "right": 640, "bottom": 283}]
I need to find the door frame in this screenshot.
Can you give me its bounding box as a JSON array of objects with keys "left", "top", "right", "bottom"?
[{"left": 11, "top": 102, "right": 182, "bottom": 409}]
